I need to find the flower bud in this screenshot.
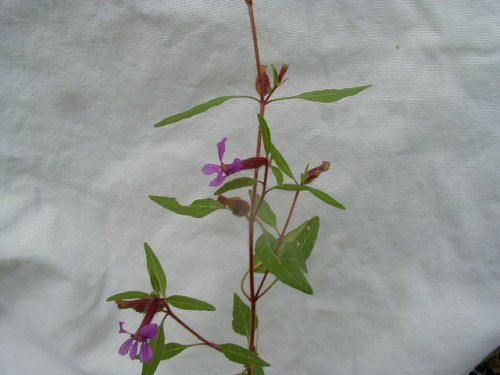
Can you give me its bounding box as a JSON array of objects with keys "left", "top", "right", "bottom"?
[
  {"left": 255, "top": 64, "right": 271, "bottom": 97},
  {"left": 240, "top": 156, "right": 268, "bottom": 170},
  {"left": 217, "top": 195, "right": 250, "bottom": 217},
  {"left": 278, "top": 63, "right": 289, "bottom": 83},
  {"left": 304, "top": 161, "right": 330, "bottom": 185}
]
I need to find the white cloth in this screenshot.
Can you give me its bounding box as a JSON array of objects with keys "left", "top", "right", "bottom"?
[{"left": 1, "top": 1, "right": 499, "bottom": 374}]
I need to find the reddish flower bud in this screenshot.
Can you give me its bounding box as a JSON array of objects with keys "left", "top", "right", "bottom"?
[
  {"left": 278, "top": 63, "right": 289, "bottom": 83},
  {"left": 217, "top": 195, "right": 250, "bottom": 217},
  {"left": 115, "top": 298, "right": 165, "bottom": 313},
  {"left": 240, "top": 156, "right": 268, "bottom": 170},
  {"left": 255, "top": 64, "right": 271, "bottom": 97},
  {"left": 304, "top": 161, "right": 330, "bottom": 185}
]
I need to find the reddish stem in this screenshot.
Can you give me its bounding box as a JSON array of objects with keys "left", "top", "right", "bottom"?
[
  {"left": 246, "top": 1, "right": 265, "bottom": 370},
  {"left": 165, "top": 303, "right": 221, "bottom": 352},
  {"left": 279, "top": 191, "right": 300, "bottom": 242}
]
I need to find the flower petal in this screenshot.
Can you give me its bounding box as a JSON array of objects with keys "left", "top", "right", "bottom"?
[
  {"left": 202, "top": 163, "right": 221, "bottom": 175},
  {"left": 139, "top": 342, "right": 154, "bottom": 363},
  {"left": 129, "top": 340, "right": 139, "bottom": 360},
  {"left": 217, "top": 137, "right": 227, "bottom": 162},
  {"left": 118, "top": 321, "right": 129, "bottom": 334},
  {"left": 209, "top": 173, "right": 226, "bottom": 187},
  {"left": 225, "top": 158, "right": 242, "bottom": 175},
  {"left": 119, "top": 338, "right": 134, "bottom": 356},
  {"left": 139, "top": 323, "right": 159, "bottom": 340}
]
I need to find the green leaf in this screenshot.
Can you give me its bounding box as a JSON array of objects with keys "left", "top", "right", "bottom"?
[
  {"left": 270, "top": 145, "right": 294, "bottom": 180},
  {"left": 253, "top": 258, "right": 267, "bottom": 274},
  {"left": 249, "top": 191, "right": 277, "bottom": 231},
  {"left": 166, "top": 295, "right": 215, "bottom": 311},
  {"left": 232, "top": 294, "right": 257, "bottom": 339},
  {"left": 257, "top": 114, "right": 272, "bottom": 156},
  {"left": 219, "top": 343, "right": 270, "bottom": 367},
  {"left": 273, "top": 184, "right": 345, "bottom": 210},
  {"left": 281, "top": 241, "right": 307, "bottom": 274},
  {"left": 144, "top": 243, "right": 167, "bottom": 296},
  {"left": 150, "top": 196, "right": 222, "bottom": 218},
  {"left": 154, "top": 96, "right": 238, "bottom": 127},
  {"left": 308, "top": 187, "right": 346, "bottom": 209},
  {"left": 142, "top": 323, "right": 165, "bottom": 375},
  {"left": 255, "top": 232, "right": 313, "bottom": 295},
  {"left": 253, "top": 367, "right": 265, "bottom": 375},
  {"left": 271, "top": 85, "right": 371, "bottom": 104},
  {"left": 300, "top": 164, "right": 310, "bottom": 184},
  {"left": 214, "top": 178, "right": 256, "bottom": 196},
  {"left": 162, "top": 343, "right": 194, "bottom": 360},
  {"left": 295, "top": 86, "right": 371, "bottom": 103},
  {"left": 106, "top": 291, "right": 151, "bottom": 301},
  {"left": 271, "top": 64, "right": 279, "bottom": 87},
  {"left": 270, "top": 166, "right": 284, "bottom": 185},
  {"left": 284, "top": 217, "right": 320, "bottom": 261}
]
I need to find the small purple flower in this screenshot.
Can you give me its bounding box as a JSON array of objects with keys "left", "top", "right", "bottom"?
[
  {"left": 118, "top": 321, "right": 158, "bottom": 363},
  {"left": 202, "top": 137, "right": 242, "bottom": 187}
]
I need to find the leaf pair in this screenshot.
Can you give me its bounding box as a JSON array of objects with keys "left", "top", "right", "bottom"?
[
  {"left": 154, "top": 85, "right": 371, "bottom": 128},
  {"left": 107, "top": 245, "right": 215, "bottom": 311}
]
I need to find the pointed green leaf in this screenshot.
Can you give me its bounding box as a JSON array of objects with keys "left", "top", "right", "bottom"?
[
  {"left": 142, "top": 323, "right": 165, "bottom": 375},
  {"left": 270, "top": 145, "right": 294, "bottom": 179},
  {"left": 106, "top": 291, "right": 151, "bottom": 302},
  {"left": 154, "top": 96, "right": 243, "bottom": 127},
  {"left": 271, "top": 64, "right": 279, "bottom": 87},
  {"left": 273, "top": 184, "right": 345, "bottom": 209},
  {"left": 219, "top": 343, "right": 270, "bottom": 367},
  {"left": 270, "top": 166, "right": 284, "bottom": 185},
  {"left": 249, "top": 191, "right": 277, "bottom": 231},
  {"left": 166, "top": 295, "right": 215, "bottom": 311},
  {"left": 284, "top": 216, "right": 320, "bottom": 261},
  {"left": 307, "top": 186, "right": 346, "bottom": 209},
  {"left": 214, "top": 178, "right": 256, "bottom": 196},
  {"left": 270, "top": 85, "right": 371, "bottom": 104},
  {"left": 232, "top": 294, "right": 257, "bottom": 339},
  {"left": 296, "top": 86, "right": 371, "bottom": 103},
  {"left": 150, "top": 196, "right": 222, "bottom": 218},
  {"left": 253, "top": 367, "right": 265, "bottom": 375},
  {"left": 144, "top": 243, "right": 167, "bottom": 296},
  {"left": 255, "top": 232, "right": 313, "bottom": 295},
  {"left": 300, "top": 164, "right": 310, "bottom": 184},
  {"left": 257, "top": 114, "right": 272, "bottom": 156},
  {"left": 162, "top": 343, "right": 195, "bottom": 360}
]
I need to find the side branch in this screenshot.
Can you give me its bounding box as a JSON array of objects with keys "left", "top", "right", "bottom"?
[{"left": 165, "top": 303, "right": 221, "bottom": 352}]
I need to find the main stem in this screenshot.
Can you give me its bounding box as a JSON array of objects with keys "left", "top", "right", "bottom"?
[{"left": 246, "top": 1, "right": 264, "bottom": 372}]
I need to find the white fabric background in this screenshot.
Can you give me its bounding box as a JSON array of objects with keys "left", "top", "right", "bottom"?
[{"left": 1, "top": 1, "right": 499, "bottom": 374}]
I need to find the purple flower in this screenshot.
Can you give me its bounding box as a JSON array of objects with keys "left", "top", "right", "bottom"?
[
  {"left": 202, "top": 137, "right": 242, "bottom": 187},
  {"left": 118, "top": 321, "right": 158, "bottom": 363}
]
